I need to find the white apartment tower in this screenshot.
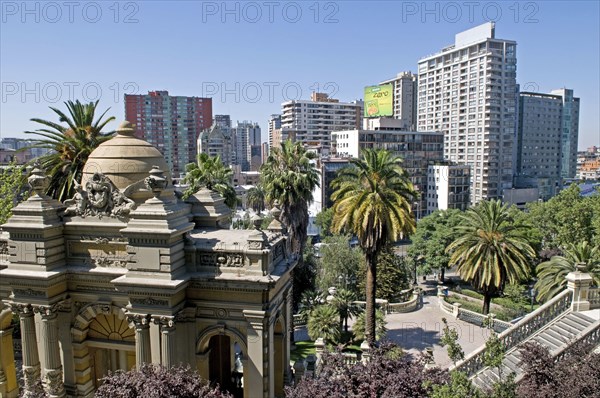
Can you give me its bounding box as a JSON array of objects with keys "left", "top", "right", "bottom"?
[
  {"left": 379, "top": 71, "right": 418, "bottom": 130},
  {"left": 281, "top": 93, "right": 362, "bottom": 153},
  {"left": 417, "top": 23, "right": 517, "bottom": 203}
]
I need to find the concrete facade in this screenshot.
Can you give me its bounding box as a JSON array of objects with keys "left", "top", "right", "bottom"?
[{"left": 0, "top": 122, "right": 295, "bottom": 398}]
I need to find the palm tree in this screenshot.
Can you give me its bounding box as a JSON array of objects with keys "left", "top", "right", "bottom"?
[
  {"left": 260, "top": 139, "right": 319, "bottom": 256},
  {"left": 447, "top": 200, "right": 535, "bottom": 315},
  {"left": 535, "top": 241, "right": 600, "bottom": 302},
  {"left": 307, "top": 305, "right": 340, "bottom": 343},
  {"left": 25, "top": 100, "right": 115, "bottom": 201},
  {"left": 331, "top": 288, "right": 362, "bottom": 333},
  {"left": 246, "top": 184, "right": 266, "bottom": 213},
  {"left": 183, "top": 153, "right": 237, "bottom": 208},
  {"left": 330, "top": 148, "right": 416, "bottom": 345}
]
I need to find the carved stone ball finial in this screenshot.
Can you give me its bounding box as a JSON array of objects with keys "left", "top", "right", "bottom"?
[
  {"left": 145, "top": 166, "right": 168, "bottom": 199},
  {"left": 27, "top": 162, "right": 49, "bottom": 196},
  {"left": 115, "top": 120, "right": 136, "bottom": 137},
  {"left": 251, "top": 214, "right": 263, "bottom": 230}
]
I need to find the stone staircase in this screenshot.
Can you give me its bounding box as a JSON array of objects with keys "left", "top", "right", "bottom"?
[
  {"left": 471, "top": 311, "right": 599, "bottom": 388},
  {"left": 453, "top": 268, "right": 600, "bottom": 388}
]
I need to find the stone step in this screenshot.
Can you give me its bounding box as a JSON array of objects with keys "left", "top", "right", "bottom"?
[
  {"left": 545, "top": 326, "right": 573, "bottom": 343},
  {"left": 533, "top": 335, "right": 560, "bottom": 351},
  {"left": 560, "top": 315, "right": 591, "bottom": 332}
]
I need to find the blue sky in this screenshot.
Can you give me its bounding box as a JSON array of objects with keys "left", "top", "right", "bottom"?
[{"left": 1, "top": 1, "right": 599, "bottom": 149}]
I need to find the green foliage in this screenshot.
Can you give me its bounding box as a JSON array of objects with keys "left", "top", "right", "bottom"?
[
  {"left": 483, "top": 332, "right": 506, "bottom": 381},
  {"left": 183, "top": 153, "right": 237, "bottom": 208},
  {"left": 490, "top": 372, "right": 517, "bottom": 398},
  {"left": 430, "top": 371, "right": 481, "bottom": 398},
  {"left": 0, "top": 163, "right": 28, "bottom": 224},
  {"left": 526, "top": 184, "right": 600, "bottom": 251},
  {"left": 314, "top": 207, "right": 334, "bottom": 236},
  {"left": 330, "top": 288, "right": 362, "bottom": 333},
  {"left": 260, "top": 139, "right": 319, "bottom": 256},
  {"left": 356, "top": 246, "right": 410, "bottom": 301},
  {"left": 307, "top": 304, "right": 340, "bottom": 343},
  {"left": 535, "top": 241, "right": 600, "bottom": 302},
  {"left": 317, "top": 235, "right": 363, "bottom": 295},
  {"left": 246, "top": 184, "right": 266, "bottom": 212},
  {"left": 353, "top": 308, "right": 387, "bottom": 342},
  {"left": 440, "top": 318, "right": 464, "bottom": 365},
  {"left": 447, "top": 200, "right": 535, "bottom": 315},
  {"left": 408, "top": 209, "right": 463, "bottom": 278},
  {"left": 292, "top": 246, "right": 319, "bottom": 311},
  {"left": 502, "top": 283, "right": 527, "bottom": 306},
  {"left": 24, "top": 100, "right": 115, "bottom": 201}
]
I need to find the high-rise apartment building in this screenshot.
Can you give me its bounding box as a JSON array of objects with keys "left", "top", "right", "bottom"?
[
  {"left": 197, "top": 115, "right": 234, "bottom": 166},
  {"left": 125, "top": 91, "right": 212, "bottom": 176},
  {"left": 332, "top": 128, "right": 444, "bottom": 219},
  {"left": 233, "top": 121, "right": 261, "bottom": 171},
  {"left": 417, "top": 22, "right": 517, "bottom": 203},
  {"left": 379, "top": 71, "right": 418, "bottom": 130},
  {"left": 268, "top": 114, "right": 282, "bottom": 149},
  {"left": 551, "top": 89, "right": 580, "bottom": 179},
  {"left": 281, "top": 93, "right": 362, "bottom": 153},
  {"left": 426, "top": 164, "right": 471, "bottom": 213}
]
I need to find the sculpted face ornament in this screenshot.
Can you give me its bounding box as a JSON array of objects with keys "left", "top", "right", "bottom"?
[{"left": 64, "top": 172, "right": 140, "bottom": 218}]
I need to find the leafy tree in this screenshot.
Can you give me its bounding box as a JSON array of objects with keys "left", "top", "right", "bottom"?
[
  {"left": 317, "top": 234, "right": 363, "bottom": 295},
  {"left": 408, "top": 209, "right": 463, "bottom": 282},
  {"left": 307, "top": 304, "right": 340, "bottom": 343},
  {"left": 447, "top": 200, "right": 535, "bottom": 315},
  {"left": 0, "top": 163, "right": 28, "bottom": 224},
  {"left": 260, "top": 139, "right": 319, "bottom": 257},
  {"left": 96, "top": 364, "right": 232, "bottom": 398},
  {"left": 331, "top": 149, "right": 416, "bottom": 344},
  {"left": 183, "top": 153, "right": 237, "bottom": 208},
  {"left": 314, "top": 207, "right": 334, "bottom": 237},
  {"left": 534, "top": 241, "right": 600, "bottom": 302},
  {"left": 430, "top": 370, "right": 481, "bottom": 398},
  {"left": 353, "top": 308, "right": 387, "bottom": 342},
  {"left": 245, "top": 184, "right": 266, "bottom": 212},
  {"left": 440, "top": 318, "right": 464, "bottom": 366},
  {"left": 24, "top": 100, "right": 115, "bottom": 201},
  {"left": 483, "top": 331, "right": 506, "bottom": 381},
  {"left": 355, "top": 246, "right": 411, "bottom": 301},
  {"left": 517, "top": 341, "right": 600, "bottom": 398},
  {"left": 526, "top": 184, "right": 600, "bottom": 251}
]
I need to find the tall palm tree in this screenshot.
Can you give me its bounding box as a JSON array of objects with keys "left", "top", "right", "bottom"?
[
  {"left": 447, "top": 200, "right": 535, "bottom": 315},
  {"left": 330, "top": 148, "right": 416, "bottom": 345},
  {"left": 246, "top": 184, "right": 266, "bottom": 213},
  {"left": 535, "top": 241, "right": 600, "bottom": 302},
  {"left": 260, "top": 139, "right": 319, "bottom": 256},
  {"left": 25, "top": 100, "right": 115, "bottom": 201},
  {"left": 183, "top": 153, "right": 237, "bottom": 208}
]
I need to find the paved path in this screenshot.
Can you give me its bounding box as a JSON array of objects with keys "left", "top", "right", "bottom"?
[{"left": 385, "top": 294, "right": 491, "bottom": 368}]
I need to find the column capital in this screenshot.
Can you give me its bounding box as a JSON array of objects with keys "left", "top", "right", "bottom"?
[
  {"left": 9, "top": 302, "right": 34, "bottom": 317},
  {"left": 153, "top": 315, "right": 175, "bottom": 331},
  {"left": 35, "top": 304, "right": 60, "bottom": 320},
  {"left": 127, "top": 313, "right": 152, "bottom": 329}
]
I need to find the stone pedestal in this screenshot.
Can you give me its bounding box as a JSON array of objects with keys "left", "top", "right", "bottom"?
[{"left": 567, "top": 264, "right": 594, "bottom": 312}]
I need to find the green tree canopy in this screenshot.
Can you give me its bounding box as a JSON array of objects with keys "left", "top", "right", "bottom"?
[
  {"left": 25, "top": 100, "right": 115, "bottom": 201},
  {"left": 0, "top": 163, "right": 28, "bottom": 225},
  {"left": 408, "top": 209, "right": 463, "bottom": 281},
  {"left": 317, "top": 234, "right": 363, "bottom": 294},
  {"left": 447, "top": 200, "right": 535, "bottom": 315}
]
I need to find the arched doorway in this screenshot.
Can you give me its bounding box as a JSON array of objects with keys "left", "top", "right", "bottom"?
[{"left": 87, "top": 313, "right": 135, "bottom": 387}]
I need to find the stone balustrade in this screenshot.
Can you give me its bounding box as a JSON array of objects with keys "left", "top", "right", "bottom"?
[
  {"left": 588, "top": 286, "right": 599, "bottom": 309},
  {"left": 452, "top": 289, "right": 573, "bottom": 377}
]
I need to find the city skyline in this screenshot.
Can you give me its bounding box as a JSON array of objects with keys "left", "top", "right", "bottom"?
[{"left": 1, "top": 1, "right": 599, "bottom": 149}]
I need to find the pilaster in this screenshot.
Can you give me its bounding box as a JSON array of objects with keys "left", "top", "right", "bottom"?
[
  {"left": 127, "top": 314, "right": 152, "bottom": 367},
  {"left": 36, "top": 305, "right": 65, "bottom": 398}
]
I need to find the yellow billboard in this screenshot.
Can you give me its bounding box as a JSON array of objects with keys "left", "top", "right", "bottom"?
[{"left": 364, "top": 84, "right": 393, "bottom": 118}]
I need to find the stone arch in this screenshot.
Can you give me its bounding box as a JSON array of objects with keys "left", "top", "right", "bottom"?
[
  {"left": 71, "top": 303, "right": 129, "bottom": 343},
  {"left": 196, "top": 324, "right": 247, "bottom": 354}
]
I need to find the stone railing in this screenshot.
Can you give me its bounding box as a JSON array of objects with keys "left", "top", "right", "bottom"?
[
  {"left": 589, "top": 286, "right": 599, "bottom": 309},
  {"left": 453, "top": 289, "right": 573, "bottom": 377},
  {"left": 387, "top": 292, "right": 420, "bottom": 314}
]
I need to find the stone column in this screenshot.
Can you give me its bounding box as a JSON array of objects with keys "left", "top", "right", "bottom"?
[
  {"left": 11, "top": 304, "right": 41, "bottom": 396},
  {"left": 128, "top": 314, "right": 152, "bottom": 367},
  {"left": 154, "top": 317, "right": 176, "bottom": 369},
  {"left": 243, "top": 310, "right": 270, "bottom": 398},
  {"left": 36, "top": 305, "right": 66, "bottom": 398}
]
